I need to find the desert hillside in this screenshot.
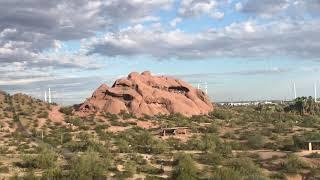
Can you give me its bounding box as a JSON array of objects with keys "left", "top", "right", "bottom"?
[{"left": 1, "top": 89, "right": 320, "bottom": 179}]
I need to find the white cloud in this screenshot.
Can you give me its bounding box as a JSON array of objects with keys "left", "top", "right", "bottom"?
[
  {"left": 178, "top": 0, "right": 224, "bottom": 19},
  {"left": 87, "top": 19, "right": 320, "bottom": 60},
  {"left": 0, "top": 0, "right": 174, "bottom": 69},
  {"left": 235, "top": 2, "right": 243, "bottom": 11},
  {"left": 240, "top": 0, "right": 320, "bottom": 18},
  {"left": 170, "top": 18, "right": 183, "bottom": 27}
]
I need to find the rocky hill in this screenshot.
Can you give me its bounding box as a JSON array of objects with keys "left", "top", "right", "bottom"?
[{"left": 77, "top": 71, "right": 213, "bottom": 117}]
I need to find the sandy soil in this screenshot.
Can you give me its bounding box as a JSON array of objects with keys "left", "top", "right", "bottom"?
[
  {"left": 136, "top": 120, "right": 159, "bottom": 129},
  {"left": 37, "top": 118, "right": 47, "bottom": 128},
  {"left": 107, "top": 126, "right": 131, "bottom": 133},
  {"left": 286, "top": 174, "right": 303, "bottom": 180},
  {"left": 48, "top": 106, "right": 65, "bottom": 124}
]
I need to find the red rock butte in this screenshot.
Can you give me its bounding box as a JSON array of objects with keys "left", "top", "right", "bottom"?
[{"left": 77, "top": 71, "right": 213, "bottom": 117}]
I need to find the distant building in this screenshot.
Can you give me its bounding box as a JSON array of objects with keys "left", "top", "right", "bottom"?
[{"left": 216, "top": 100, "right": 289, "bottom": 107}]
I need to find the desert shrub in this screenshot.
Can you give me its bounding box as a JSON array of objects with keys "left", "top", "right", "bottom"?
[
  {"left": 59, "top": 106, "right": 73, "bottom": 115},
  {"left": 222, "top": 132, "right": 236, "bottom": 139},
  {"left": 13, "top": 114, "right": 19, "bottom": 122},
  {"left": 102, "top": 112, "right": 118, "bottom": 120},
  {"left": 69, "top": 149, "right": 110, "bottom": 179},
  {"left": 65, "top": 117, "right": 84, "bottom": 127},
  {"left": 0, "top": 166, "right": 9, "bottom": 173},
  {"left": 186, "top": 136, "right": 205, "bottom": 151},
  {"left": 134, "top": 131, "right": 168, "bottom": 154},
  {"left": 225, "top": 157, "right": 261, "bottom": 176},
  {"left": 269, "top": 173, "right": 286, "bottom": 179},
  {"left": 21, "top": 147, "right": 57, "bottom": 169},
  {"left": 120, "top": 110, "right": 136, "bottom": 119},
  {"left": 22, "top": 171, "right": 39, "bottom": 180},
  {"left": 41, "top": 167, "right": 64, "bottom": 180},
  {"left": 210, "top": 168, "right": 243, "bottom": 180},
  {"left": 281, "top": 154, "right": 309, "bottom": 174},
  {"left": 247, "top": 134, "right": 266, "bottom": 149},
  {"left": 110, "top": 120, "right": 134, "bottom": 127},
  {"left": 273, "top": 121, "right": 292, "bottom": 133},
  {"left": 300, "top": 115, "right": 320, "bottom": 128},
  {"left": 117, "top": 128, "right": 168, "bottom": 154},
  {"left": 95, "top": 124, "right": 109, "bottom": 132},
  {"left": 172, "top": 153, "right": 197, "bottom": 180},
  {"left": 190, "top": 115, "right": 211, "bottom": 123},
  {"left": 201, "top": 151, "right": 223, "bottom": 166},
  {"left": 129, "top": 153, "right": 148, "bottom": 165},
  {"left": 115, "top": 139, "right": 130, "bottom": 153},
  {"left": 209, "top": 109, "right": 232, "bottom": 120},
  {"left": 145, "top": 176, "right": 166, "bottom": 180},
  {"left": 36, "top": 110, "right": 48, "bottom": 118},
  {"left": 138, "top": 164, "right": 164, "bottom": 175},
  {"left": 280, "top": 137, "right": 297, "bottom": 151},
  {"left": 205, "top": 123, "right": 219, "bottom": 133},
  {"left": 245, "top": 175, "right": 270, "bottom": 180},
  {"left": 292, "top": 132, "right": 320, "bottom": 150},
  {"left": 202, "top": 133, "right": 221, "bottom": 152},
  {"left": 306, "top": 152, "right": 320, "bottom": 158},
  {"left": 121, "top": 160, "right": 137, "bottom": 178},
  {"left": 216, "top": 142, "right": 233, "bottom": 158},
  {"left": 0, "top": 146, "right": 9, "bottom": 154},
  {"left": 166, "top": 137, "right": 185, "bottom": 150},
  {"left": 229, "top": 141, "right": 245, "bottom": 150}
]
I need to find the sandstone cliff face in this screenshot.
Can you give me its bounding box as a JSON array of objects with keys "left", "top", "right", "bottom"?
[{"left": 77, "top": 71, "right": 213, "bottom": 117}]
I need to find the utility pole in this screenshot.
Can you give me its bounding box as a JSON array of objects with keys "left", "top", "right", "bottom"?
[
  {"left": 293, "top": 82, "right": 297, "bottom": 99},
  {"left": 205, "top": 82, "right": 208, "bottom": 94},
  {"left": 48, "top": 88, "right": 52, "bottom": 103},
  {"left": 315, "top": 83, "right": 317, "bottom": 103}
]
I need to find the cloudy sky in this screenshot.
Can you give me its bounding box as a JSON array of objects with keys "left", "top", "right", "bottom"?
[{"left": 1, "top": 0, "right": 320, "bottom": 104}]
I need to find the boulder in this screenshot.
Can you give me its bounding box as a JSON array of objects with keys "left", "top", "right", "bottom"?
[{"left": 77, "top": 71, "right": 213, "bottom": 117}]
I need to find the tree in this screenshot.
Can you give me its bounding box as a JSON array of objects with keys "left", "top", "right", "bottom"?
[
  {"left": 294, "top": 97, "right": 307, "bottom": 115},
  {"left": 172, "top": 153, "right": 197, "bottom": 180}
]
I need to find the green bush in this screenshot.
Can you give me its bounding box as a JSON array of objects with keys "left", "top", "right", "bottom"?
[
  {"left": 122, "top": 160, "right": 137, "bottom": 178},
  {"left": 247, "top": 134, "right": 265, "bottom": 149},
  {"left": 41, "top": 167, "right": 64, "bottom": 179},
  {"left": 59, "top": 106, "right": 73, "bottom": 115},
  {"left": 37, "top": 111, "right": 48, "bottom": 118},
  {"left": 225, "top": 157, "right": 261, "bottom": 176},
  {"left": 0, "top": 166, "right": 9, "bottom": 173},
  {"left": 281, "top": 154, "right": 309, "bottom": 174},
  {"left": 209, "top": 109, "right": 232, "bottom": 120},
  {"left": 69, "top": 149, "right": 110, "bottom": 179},
  {"left": 22, "top": 147, "right": 57, "bottom": 169},
  {"left": 138, "top": 164, "right": 164, "bottom": 175},
  {"left": 210, "top": 168, "right": 243, "bottom": 180},
  {"left": 172, "top": 153, "right": 197, "bottom": 180},
  {"left": 306, "top": 152, "right": 320, "bottom": 158}
]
